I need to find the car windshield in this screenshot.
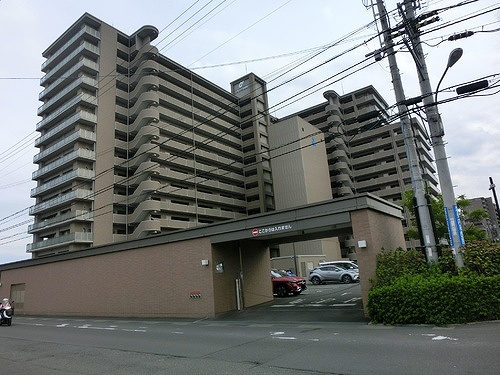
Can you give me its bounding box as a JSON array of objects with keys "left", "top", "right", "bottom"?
[{"left": 271, "top": 270, "right": 286, "bottom": 277}]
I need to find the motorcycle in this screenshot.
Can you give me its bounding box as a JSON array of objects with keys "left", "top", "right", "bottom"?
[{"left": 0, "top": 298, "right": 14, "bottom": 326}]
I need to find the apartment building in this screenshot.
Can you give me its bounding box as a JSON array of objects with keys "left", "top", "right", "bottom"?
[
  {"left": 27, "top": 13, "right": 438, "bottom": 259},
  {"left": 28, "top": 13, "right": 274, "bottom": 258},
  {"left": 465, "top": 197, "right": 500, "bottom": 242},
  {"left": 282, "top": 86, "right": 439, "bottom": 254}
]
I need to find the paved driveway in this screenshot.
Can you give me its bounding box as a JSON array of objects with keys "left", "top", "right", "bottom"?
[{"left": 219, "top": 282, "right": 368, "bottom": 323}]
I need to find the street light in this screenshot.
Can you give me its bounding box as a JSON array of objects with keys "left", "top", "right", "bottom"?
[{"left": 435, "top": 48, "right": 463, "bottom": 103}]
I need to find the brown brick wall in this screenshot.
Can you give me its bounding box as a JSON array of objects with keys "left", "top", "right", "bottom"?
[
  {"left": 0, "top": 237, "right": 217, "bottom": 318},
  {"left": 351, "top": 208, "right": 406, "bottom": 315}
]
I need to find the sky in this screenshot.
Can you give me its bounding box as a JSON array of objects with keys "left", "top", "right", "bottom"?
[{"left": 0, "top": 0, "right": 498, "bottom": 263}]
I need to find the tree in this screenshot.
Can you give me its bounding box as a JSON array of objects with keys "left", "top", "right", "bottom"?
[{"left": 401, "top": 190, "right": 489, "bottom": 245}]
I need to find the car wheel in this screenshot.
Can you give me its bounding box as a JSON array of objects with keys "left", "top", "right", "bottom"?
[
  {"left": 311, "top": 276, "right": 321, "bottom": 285},
  {"left": 276, "top": 284, "right": 288, "bottom": 297},
  {"left": 341, "top": 275, "right": 352, "bottom": 284}
]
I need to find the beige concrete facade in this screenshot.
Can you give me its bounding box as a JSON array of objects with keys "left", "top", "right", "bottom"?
[{"left": 28, "top": 14, "right": 274, "bottom": 258}]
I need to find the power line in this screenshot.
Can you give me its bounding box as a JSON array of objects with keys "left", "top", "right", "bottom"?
[{"left": 1, "top": 2, "right": 497, "bottom": 245}]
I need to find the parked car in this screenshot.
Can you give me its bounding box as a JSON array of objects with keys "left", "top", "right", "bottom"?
[
  {"left": 271, "top": 269, "right": 307, "bottom": 297},
  {"left": 309, "top": 265, "right": 359, "bottom": 284},
  {"left": 318, "top": 260, "right": 358, "bottom": 271}
]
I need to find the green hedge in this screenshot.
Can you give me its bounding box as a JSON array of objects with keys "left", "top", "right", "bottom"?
[
  {"left": 367, "top": 243, "right": 500, "bottom": 325},
  {"left": 368, "top": 273, "right": 500, "bottom": 325}
]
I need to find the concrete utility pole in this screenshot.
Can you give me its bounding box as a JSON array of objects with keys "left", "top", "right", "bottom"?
[
  {"left": 373, "top": 0, "right": 439, "bottom": 262},
  {"left": 401, "top": 0, "right": 465, "bottom": 267}
]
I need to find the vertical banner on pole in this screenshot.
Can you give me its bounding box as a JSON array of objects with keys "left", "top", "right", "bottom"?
[
  {"left": 452, "top": 205, "right": 465, "bottom": 246},
  {"left": 444, "top": 207, "right": 454, "bottom": 249}
]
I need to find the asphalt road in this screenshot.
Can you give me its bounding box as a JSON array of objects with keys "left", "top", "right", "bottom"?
[
  {"left": 222, "top": 282, "right": 369, "bottom": 323},
  {"left": 1, "top": 283, "right": 498, "bottom": 375}
]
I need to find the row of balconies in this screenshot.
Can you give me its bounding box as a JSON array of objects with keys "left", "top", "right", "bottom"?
[
  {"left": 42, "top": 24, "right": 100, "bottom": 72},
  {"left": 36, "top": 93, "right": 97, "bottom": 132},
  {"left": 113, "top": 199, "right": 242, "bottom": 224},
  {"left": 35, "top": 111, "right": 97, "bottom": 147},
  {"left": 40, "top": 41, "right": 99, "bottom": 86},
  {"left": 31, "top": 168, "right": 95, "bottom": 197},
  {"left": 39, "top": 58, "right": 99, "bottom": 101},
  {"left": 33, "top": 149, "right": 95, "bottom": 180},
  {"left": 37, "top": 76, "right": 98, "bottom": 117},
  {"left": 355, "top": 170, "right": 412, "bottom": 192},
  {"left": 34, "top": 129, "right": 96, "bottom": 164}
]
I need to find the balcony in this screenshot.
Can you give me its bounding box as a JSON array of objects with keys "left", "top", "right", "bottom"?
[
  {"left": 31, "top": 169, "right": 95, "bottom": 197},
  {"left": 32, "top": 149, "right": 95, "bottom": 180},
  {"left": 33, "top": 129, "right": 96, "bottom": 163},
  {"left": 35, "top": 111, "right": 97, "bottom": 147},
  {"left": 29, "top": 188, "right": 93, "bottom": 215},
  {"left": 28, "top": 210, "right": 93, "bottom": 233},
  {"left": 26, "top": 232, "right": 93, "bottom": 252}
]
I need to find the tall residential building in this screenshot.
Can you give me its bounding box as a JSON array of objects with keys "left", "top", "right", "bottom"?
[
  {"left": 28, "top": 14, "right": 274, "bottom": 258},
  {"left": 283, "top": 86, "right": 439, "bottom": 253},
  {"left": 465, "top": 197, "right": 500, "bottom": 242},
  {"left": 27, "top": 13, "right": 438, "bottom": 259}
]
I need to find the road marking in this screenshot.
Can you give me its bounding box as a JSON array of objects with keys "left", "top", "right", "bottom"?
[{"left": 344, "top": 297, "right": 362, "bottom": 303}]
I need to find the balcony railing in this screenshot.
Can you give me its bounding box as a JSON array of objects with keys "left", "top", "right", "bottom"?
[
  {"left": 28, "top": 210, "right": 93, "bottom": 233},
  {"left": 31, "top": 169, "right": 95, "bottom": 197},
  {"left": 26, "top": 232, "right": 93, "bottom": 252},
  {"left": 29, "top": 188, "right": 93, "bottom": 215}
]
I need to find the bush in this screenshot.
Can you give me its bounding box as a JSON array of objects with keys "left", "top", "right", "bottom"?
[
  {"left": 368, "top": 273, "right": 500, "bottom": 325},
  {"left": 368, "top": 243, "right": 500, "bottom": 325},
  {"left": 462, "top": 240, "right": 500, "bottom": 276},
  {"left": 373, "top": 248, "right": 428, "bottom": 287}
]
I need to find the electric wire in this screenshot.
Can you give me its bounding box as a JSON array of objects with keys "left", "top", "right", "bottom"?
[
  {"left": 2, "top": 6, "right": 496, "bottom": 244},
  {"left": 1, "top": 3, "right": 498, "bottom": 250}
]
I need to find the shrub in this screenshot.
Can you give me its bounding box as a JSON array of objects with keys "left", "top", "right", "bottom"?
[
  {"left": 373, "top": 247, "right": 428, "bottom": 287},
  {"left": 368, "top": 273, "right": 500, "bottom": 325},
  {"left": 368, "top": 242, "right": 500, "bottom": 325},
  {"left": 462, "top": 240, "right": 500, "bottom": 276}
]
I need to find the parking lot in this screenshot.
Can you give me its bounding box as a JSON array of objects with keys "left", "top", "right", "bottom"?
[{"left": 219, "top": 282, "right": 368, "bottom": 323}]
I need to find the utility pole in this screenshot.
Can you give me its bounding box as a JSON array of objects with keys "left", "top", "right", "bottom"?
[
  {"left": 401, "top": 0, "right": 465, "bottom": 267},
  {"left": 372, "top": 0, "right": 439, "bottom": 262},
  {"left": 489, "top": 177, "right": 500, "bottom": 220}
]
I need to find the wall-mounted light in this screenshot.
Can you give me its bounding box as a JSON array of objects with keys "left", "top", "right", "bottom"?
[
  {"left": 201, "top": 259, "right": 209, "bottom": 266},
  {"left": 358, "top": 240, "right": 367, "bottom": 249}
]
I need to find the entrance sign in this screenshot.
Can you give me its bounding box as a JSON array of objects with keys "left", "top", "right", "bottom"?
[{"left": 251, "top": 224, "right": 292, "bottom": 237}]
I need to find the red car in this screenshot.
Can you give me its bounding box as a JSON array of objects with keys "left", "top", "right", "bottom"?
[{"left": 271, "top": 269, "right": 307, "bottom": 297}]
